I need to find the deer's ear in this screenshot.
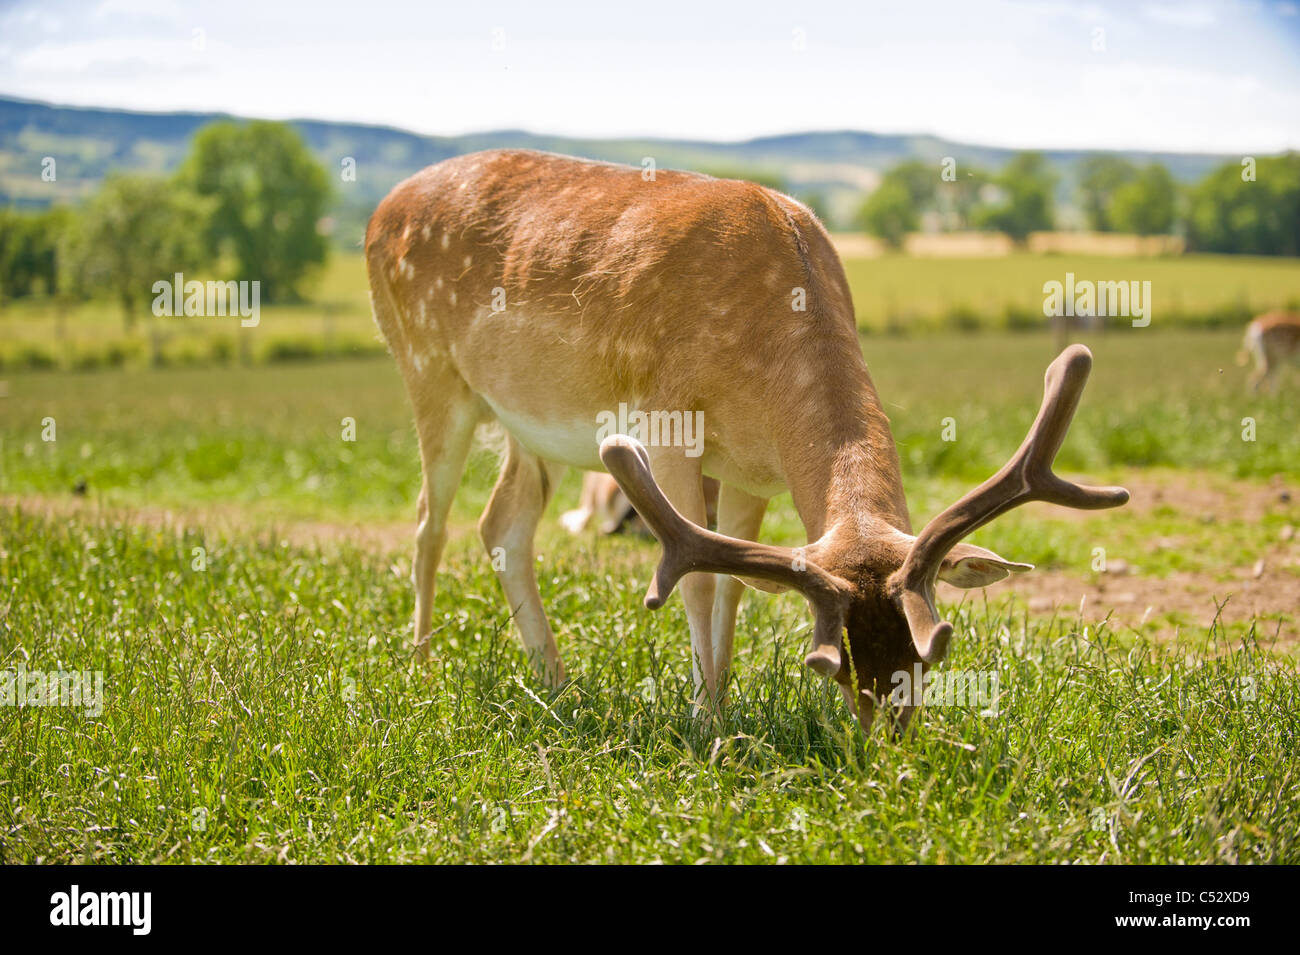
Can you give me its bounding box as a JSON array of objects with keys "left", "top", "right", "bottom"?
[{"left": 937, "top": 543, "right": 1033, "bottom": 589}]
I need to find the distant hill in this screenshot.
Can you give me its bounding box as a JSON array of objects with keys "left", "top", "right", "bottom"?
[{"left": 0, "top": 94, "right": 1242, "bottom": 238}]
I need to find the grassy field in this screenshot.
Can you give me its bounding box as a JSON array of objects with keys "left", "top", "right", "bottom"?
[
  {"left": 2, "top": 505, "right": 1294, "bottom": 864},
  {"left": 3, "top": 250, "right": 1300, "bottom": 370},
  {"left": 2, "top": 329, "right": 1298, "bottom": 524},
  {"left": 2, "top": 326, "right": 1299, "bottom": 863},
  {"left": 845, "top": 252, "right": 1300, "bottom": 332}
]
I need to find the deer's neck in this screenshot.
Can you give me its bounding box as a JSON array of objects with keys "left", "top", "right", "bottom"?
[{"left": 780, "top": 386, "right": 911, "bottom": 542}]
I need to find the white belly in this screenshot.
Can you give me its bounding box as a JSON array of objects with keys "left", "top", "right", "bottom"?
[{"left": 482, "top": 398, "right": 606, "bottom": 470}]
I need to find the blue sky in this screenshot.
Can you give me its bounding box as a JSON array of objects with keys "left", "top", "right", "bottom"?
[{"left": 1, "top": 0, "right": 1298, "bottom": 152}]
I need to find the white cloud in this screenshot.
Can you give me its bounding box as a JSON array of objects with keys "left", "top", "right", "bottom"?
[
  {"left": 94, "top": 0, "right": 185, "bottom": 19},
  {"left": 17, "top": 36, "right": 211, "bottom": 77},
  {"left": 1142, "top": 3, "right": 1219, "bottom": 27}
]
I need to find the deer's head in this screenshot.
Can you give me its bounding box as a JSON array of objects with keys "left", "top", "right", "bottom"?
[{"left": 600, "top": 345, "right": 1128, "bottom": 725}]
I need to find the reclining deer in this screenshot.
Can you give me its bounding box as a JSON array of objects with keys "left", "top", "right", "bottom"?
[
  {"left": 561, "top": 472, "right": 720, "bottom": 536},
  {"left": 366, "top": 150, "right": 1128, "bottom": 726}
]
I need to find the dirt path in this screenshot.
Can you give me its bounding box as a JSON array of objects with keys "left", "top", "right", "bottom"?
[
  {"left": 6, "top": 472, "right": 1298, "bottom": 647},
  {"left": 943, "top": 563, "right": 1299, "bottom": 645},
  {"left": 1, "top": 493, "right": 431, "bottom": 556},
  {"left": 935, "top": 470, "right": 1300, "bottom": 645}
]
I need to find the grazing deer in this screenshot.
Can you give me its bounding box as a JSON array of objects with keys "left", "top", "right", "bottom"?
[
  {"left": 365, "top": 150, "right": 1128, "bottom": 725},
  {"left": 561, "top": 472, "right": 719, "bottom": 536},
  {"left": 1238, "top": 311, "right": 1300, "bottom": 392}
]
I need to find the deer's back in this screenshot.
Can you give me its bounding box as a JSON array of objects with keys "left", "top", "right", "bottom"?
[{"left": 365, "top": 150, "right": 870, "bottom": 485}]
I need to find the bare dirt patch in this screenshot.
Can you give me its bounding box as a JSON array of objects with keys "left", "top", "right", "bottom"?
[
  {"left": 1058, "top": 469, "right": 1295, "bottom": 523},
  {"left": 943, "top": 471, "right": 1300, "bottom": 645},
  {"left": 946, "top": 562, "right": 1300, "bottom": 646},
  {"left": 1, "top": 494, "right": 429, "bottom": 556}
]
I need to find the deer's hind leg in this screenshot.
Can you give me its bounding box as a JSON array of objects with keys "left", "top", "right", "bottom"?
[
  {"left": 407, "top": 361, "right": 483, "bottom": 661},
  {"left": 479, "top": 437, "right": 568, "bottom": 687},
  {"left": 368, "top": 271, "right": 483, "bottom": 662}
]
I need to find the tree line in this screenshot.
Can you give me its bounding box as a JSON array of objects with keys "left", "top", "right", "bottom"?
[
  {"left": 857, "top": 151, "right": 1300, "bottom": 254},
  {"left": 3, "top": 138, "right": 1297, "bottom": 319},
  {"left": 0, "top": 120, "right": 330, "bottom": 324}
]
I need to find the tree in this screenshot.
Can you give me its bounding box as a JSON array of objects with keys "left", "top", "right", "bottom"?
[
  {"left": 1108, "top": 164, "right": 1177, "bottom": 235},
  {"left": 0, "top": 207, "right": 72, "bottom": 300},
  {"left": 856, "top": 177, "right": 917, "bottom": 249},
  {"left": 975, "top": 152, "right": 1056, "bottom": 243},
  {"left": 66, "top": 174, "right": 207, "bottom": 331},
  {"left": 178, "top": 120, "right": 330, "bottom": 302},
  {"left": 1186, "top": 153, "right": 1300, "bottom": 256},
  {"left": 1077, "top": 155, "right": 1137, "bottom": 231},
  {"left": 855, "top": 160, "right": 939, "bottom": 248},
  {"left": 885, "top": 160, "right": 939, "bottom": 208}
]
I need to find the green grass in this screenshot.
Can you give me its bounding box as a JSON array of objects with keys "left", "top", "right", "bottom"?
[{"left": 2, "top": 507, "right": 1296, "bottom": 864}]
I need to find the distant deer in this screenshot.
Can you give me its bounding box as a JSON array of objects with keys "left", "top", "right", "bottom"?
[
  {"left": 1239, "top": 311, "right": 1300, "bottom": 392},
  {"left": 365, "top": 150, "right": 1127, "bottom": 726},
  {"left": 562, "top": 472, "right": 719, "bottom": 536}
]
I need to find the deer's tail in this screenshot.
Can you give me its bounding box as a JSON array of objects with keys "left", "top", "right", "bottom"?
[{"left": 1237, "top": 323, "right": 1260, "bottom": 366}]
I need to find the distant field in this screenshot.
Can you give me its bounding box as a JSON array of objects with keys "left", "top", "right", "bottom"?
[
  {"left": 844, "top": 252, "right": 1300, "bottom": 332},
  {"left": 3, "top": 250, "right": 1300, "bottom": 371},
  {"left": 3, "top": 329, "right": 1297, "bottom": 523},
  {"left": 0, "top": 252, "right": 379, "bottom": 370}
]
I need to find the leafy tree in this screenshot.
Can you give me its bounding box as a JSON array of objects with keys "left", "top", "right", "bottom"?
[
  {"left": 0, "top": 207, "right": 72, "bottom": 300},
  {"left": 1186, "top": 153, "right": 1300, "bottom": 256},
  {"left": 855, "top": 160, "right": 942, "bottom": 247},
  {"left": 885, "top": 160, "right": 939, "bottom": 207},
  {"left": 856, "top": 177, "right": 917, "bottom": 249},
  {"left": 975, "top": 152, "right": 1056, "bottom": 243},
  {"left": 66, "top": 174, "right": 207, "bottom": 331},
  {"left": 1077, "top": 155, "right": 1137, "bottom": 231},
  {"left": 1108, "top": 164, "right": 1177, "bottom": 235},
  {"left": 178, "top": 120, "right": 330, "bottom": 302}
]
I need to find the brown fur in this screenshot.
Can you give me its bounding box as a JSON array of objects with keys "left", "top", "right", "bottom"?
[{"left": 1241, "top": 311, "right": 1300, "bottom": 392}]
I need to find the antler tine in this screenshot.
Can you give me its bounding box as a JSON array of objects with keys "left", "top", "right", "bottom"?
[
  {"left": 891, "top": 345, "right": 1129, "bottom": 662},
  {"left": 599, "top": 435, "right": 853, "bottom": 677}
]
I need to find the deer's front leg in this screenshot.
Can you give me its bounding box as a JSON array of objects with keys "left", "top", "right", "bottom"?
[
  {"left": 711, "top": 483, "right": 768, "bottom": 703},
  {"left": 644, "top": 448, "right": 717, "bottom": 715}
]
